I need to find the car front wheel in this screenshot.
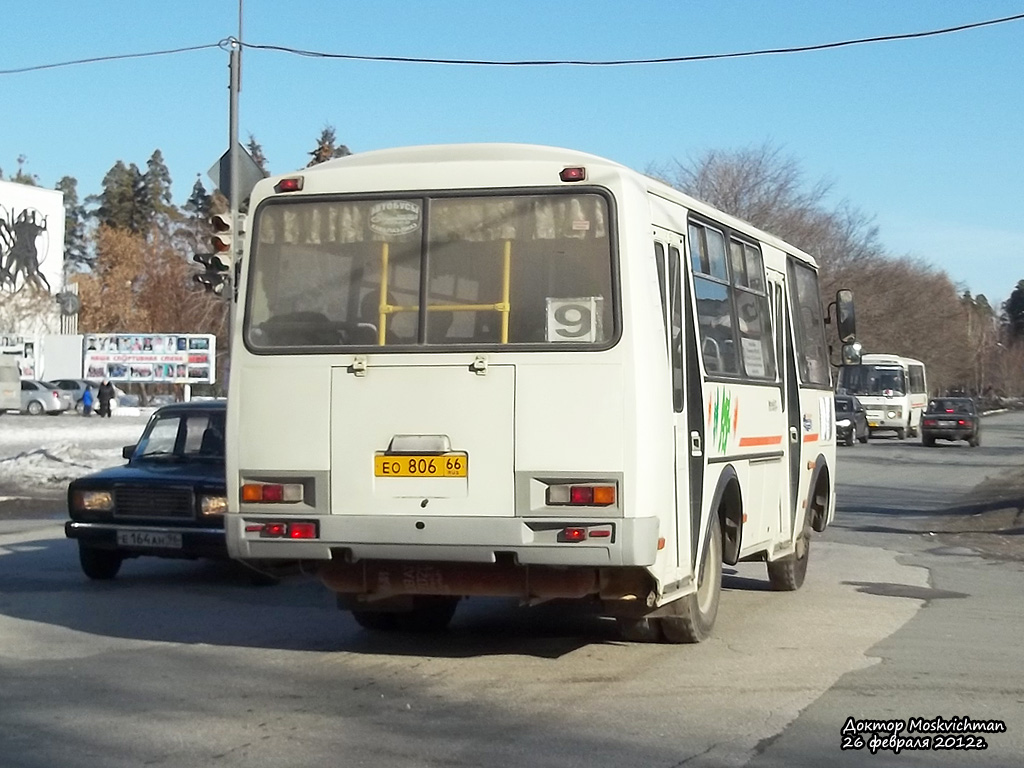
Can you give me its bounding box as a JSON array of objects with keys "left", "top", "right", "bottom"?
[{"left": 78, "top": 544, "right": 123, "bottom": 580}]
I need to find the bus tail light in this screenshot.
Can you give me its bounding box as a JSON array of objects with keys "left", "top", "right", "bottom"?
[
  {"left": 241, "top": 482, "right": 304, "bottom": 503},
  {"left": 274, "top": 177, "right": 304, "bottom": 193},
  {"left": 251, "top": 521, "right": 318, "bottom": 539},
  {"left": 557, "top": 524, "right": 613, "bottom": 542},
  {"left": 546, "top": 483, "right": 616, "bottom": 507}
]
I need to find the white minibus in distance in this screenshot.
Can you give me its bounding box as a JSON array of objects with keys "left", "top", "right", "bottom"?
[
  {"left": 224, "top": 144, "right": 859, "bottom": 643},
  {"left": 836, "top": 354, "right": 927, "bottom": 439}
]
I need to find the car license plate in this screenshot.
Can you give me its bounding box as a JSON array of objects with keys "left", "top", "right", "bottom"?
[
  {"left": 375, "top": 454, "right": 468, "bottom": 478},
  {"left": 939, "top": 419, "right": 955, "bottom": 426},
  {"left": 116, "top": 530, "right": 183, "bottom": 549}
]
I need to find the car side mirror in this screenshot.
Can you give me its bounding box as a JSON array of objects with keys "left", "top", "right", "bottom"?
[{"left": 122, "top": 444, "right": 136, "bottom": 460}]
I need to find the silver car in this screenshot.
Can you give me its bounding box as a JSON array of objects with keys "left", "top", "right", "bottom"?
[
  {"left": 48, "top": 378, "right": 97, "bottom": 414},
  {"left": 21, "top": 379, "right": 73, "bottom": 415}
]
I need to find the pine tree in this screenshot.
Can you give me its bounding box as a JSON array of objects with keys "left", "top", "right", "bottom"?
[
  {"left": 3, "top": 155, "right": 39, "bottom": 185},
  {"left": 307, "top": 125, "right": 351, "bottom": 167},
  {"left": 247, "top": 134, "right": 269, "bottom": 175},
  {"left": 1003, "top": 281, "right": 1024, "bottom": 344},
  {"left": 55, "top": 176, "right": 92, "bottom": 274}
]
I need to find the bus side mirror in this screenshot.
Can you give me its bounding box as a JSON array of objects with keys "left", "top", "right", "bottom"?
[
  {"left": 834, "top": 289, "right": 856, "bottom": 343},
  {"left": 841, "top": 341, "right": 863, "bottom": 365}
]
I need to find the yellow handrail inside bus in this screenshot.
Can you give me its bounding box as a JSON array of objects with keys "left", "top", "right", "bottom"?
[
  {"left": 375, "top": 239, "right": 512, "bottom": 344},
  {"left": 378, "top": 241, "right": 389, "bottom": 346}
]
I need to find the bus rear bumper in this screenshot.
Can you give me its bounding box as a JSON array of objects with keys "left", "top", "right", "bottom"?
[{"left": 226, "top": 513, "right": 660, "bottom": 568}]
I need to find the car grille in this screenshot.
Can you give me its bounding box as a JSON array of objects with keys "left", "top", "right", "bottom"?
[{"left": 114, "top": 486, "right": 194, "bottom": 519}]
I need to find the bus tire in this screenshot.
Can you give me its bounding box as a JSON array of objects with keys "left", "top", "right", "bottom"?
[
  {"left": 351, "top": 610, "right": 402, "bottom": 632},
  {"left": 617, "top": 617, "right": 663, "bottom": 643},
  {"left": 660, "top": 521, "right": 722, "bottom": 643},
  {"left": 767, "top": 519, "right": 810, "bottom": 591},
  {"left": 397, "top": 596, "right": 459, "bottom": 632},
  {"left": 896, "top": 427, "right": 906, "bottom": 440},
  {"left": 351, "top": 596, "right": 458, "bottom": 633},
  {"left": 78, "top": 544, "right": 123, "bottom": 580}
]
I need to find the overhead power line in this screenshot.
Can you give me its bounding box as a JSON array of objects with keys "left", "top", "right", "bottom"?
[
  {"left": 2, "top": 12, "right": 1022, "bottom": 76},
  {"left": 241, "top": 12, "right": 1024, "bottom": 66},
  {"left": 0, "top": 43, "right": 222, "bottom": 76}
]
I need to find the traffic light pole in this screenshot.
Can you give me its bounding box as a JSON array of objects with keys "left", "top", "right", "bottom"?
[{"left": 227, "top": 35, "right": 241, "bottom": 382}]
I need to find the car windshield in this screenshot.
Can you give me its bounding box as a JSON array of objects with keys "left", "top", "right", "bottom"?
[
  {"left": 837, "top": 364, "right": 906, "bottom": 396},
  {"left": 134, "top": 411, "right": 225, "bottom": 461}
]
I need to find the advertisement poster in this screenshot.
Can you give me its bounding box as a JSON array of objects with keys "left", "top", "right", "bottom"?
[
  {"left": 83, "top": 333, "right": 216, "bottom": 384},
  {"left": 0, "top": 334, "right": 39, "bottom": 378}
]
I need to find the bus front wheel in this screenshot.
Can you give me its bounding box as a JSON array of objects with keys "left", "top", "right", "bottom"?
[{"left": 659, "top": 521, "right": 723, "bottom": 643}]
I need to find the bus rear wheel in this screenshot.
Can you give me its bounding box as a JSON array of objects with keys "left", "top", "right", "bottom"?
[
  {"left": 659, "top": 521, "right": 722, "bottom": 643},
  {"left": 352, "top": 596, "right": 459, "bottom": 633},
  {"left": 767, "top": 517, "right": 811, "bottom": 591}
]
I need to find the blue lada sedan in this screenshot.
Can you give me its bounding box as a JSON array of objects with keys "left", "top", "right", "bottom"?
[{"left": 65, "top": 401, "right": 229, "bottom": 580}]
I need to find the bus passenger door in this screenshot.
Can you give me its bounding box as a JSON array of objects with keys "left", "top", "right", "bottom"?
[
  {"left": 654, "top": 228, "right": 701, "bottom": 571},
  {"left": 768, "top": 269, "right": 798, "bottom": 543}
]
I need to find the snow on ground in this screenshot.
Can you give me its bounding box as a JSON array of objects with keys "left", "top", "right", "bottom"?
[{"left": 0, "top": 409, "right": 156, "bottom": 498}]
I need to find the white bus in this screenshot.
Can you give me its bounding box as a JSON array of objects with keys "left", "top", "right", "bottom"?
[
  {"left": 224, "top": 144, "right": 858, "bottom": 643},
  {"left": 836, "top": 354, "right": 927, "bottom": 439}
]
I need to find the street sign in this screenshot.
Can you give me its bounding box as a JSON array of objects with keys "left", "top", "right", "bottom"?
[{"left": 207, "top": 144, "right": 267, "bottom": 202}]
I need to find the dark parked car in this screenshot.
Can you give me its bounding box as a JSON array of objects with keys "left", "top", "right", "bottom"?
[
  {"left": 920, "top": 397, "right": 981, "bottom": 447},
  {"left": 835, "top": 394, "right": 869, "bottom": 446},
  {"left": 65, "top": 401, "right": 230, "bottom": 579}
]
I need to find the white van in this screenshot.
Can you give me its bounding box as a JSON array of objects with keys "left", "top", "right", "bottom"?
[{"left": 0, "top": 357, "right": 21, "bottom": 414}]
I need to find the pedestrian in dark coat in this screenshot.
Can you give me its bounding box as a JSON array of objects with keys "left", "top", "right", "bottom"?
[{"left": 97, "top": 380, "right": 116, "bottom": 418}]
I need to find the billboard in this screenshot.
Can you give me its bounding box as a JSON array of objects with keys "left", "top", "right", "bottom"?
[
  {"left": 0, "top": 334, "right": 39, "bottom": 378},
  {"left": 83, "top": 333, "right": 216, "bottom": 384},
  {"left": 0, "top": 180, "right": 65, "bottom": 295}
]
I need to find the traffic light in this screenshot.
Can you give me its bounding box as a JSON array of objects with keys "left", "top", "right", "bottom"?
[
  {"left": 193, "top": 213, "right": 235, "bottom": 296},
  {"left": 193, "top": 253, "right": 230, "bottom": 296},
  {"left": 210, "top": 212, "right": 233, "bottom": 255}
]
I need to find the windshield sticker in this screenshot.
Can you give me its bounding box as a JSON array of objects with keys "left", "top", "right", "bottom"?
[
  {"left": 369, "top": 201, "right": 421, "bottom": 237},
  {"left": 546, "top": 297, "right": 603, "bottom": 342}
]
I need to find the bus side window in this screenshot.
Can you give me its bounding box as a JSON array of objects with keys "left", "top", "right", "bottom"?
[
  {"left": 689, "top": 221, "right": 740, "bottom": 376},
  {"left": 654, "top": 242, "right": 670, "bottom": 357},
  {"left": 668, "top": 245, "right": 684, "bottom": 411}
]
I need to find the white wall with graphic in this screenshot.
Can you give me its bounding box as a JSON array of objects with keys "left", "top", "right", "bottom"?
[{"left": 0, "top": 180, "right": 65, "bottom": 295}]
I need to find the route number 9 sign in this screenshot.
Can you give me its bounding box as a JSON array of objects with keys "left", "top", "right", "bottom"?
[{"left": 546, "top": 297, "right": 604, "bottom": 343}]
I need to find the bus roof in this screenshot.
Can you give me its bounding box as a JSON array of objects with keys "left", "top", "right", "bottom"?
[{"left": 258, "top": 142, "right": 818, "bottom": 268}]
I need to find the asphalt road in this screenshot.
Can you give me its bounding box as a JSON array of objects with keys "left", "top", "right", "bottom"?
[{"left": 1, "top": 412, "right": 1022, "bottom": 767}]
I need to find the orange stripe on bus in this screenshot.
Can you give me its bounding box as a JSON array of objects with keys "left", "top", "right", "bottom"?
[
  {"left": 738, "top": 435, "right": 783, "bottom": 447},
  {"left": 802, "top": 433, "right": 819, "bottom": 443}
]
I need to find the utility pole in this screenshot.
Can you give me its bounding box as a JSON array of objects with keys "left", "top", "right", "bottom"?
[{"left": 225, "top": 0, "right": 243, "bottom": 388}]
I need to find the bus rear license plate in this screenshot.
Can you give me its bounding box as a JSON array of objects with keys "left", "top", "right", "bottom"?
[{"left": 375, "top": 454, "right": 468, "bottom": 478}]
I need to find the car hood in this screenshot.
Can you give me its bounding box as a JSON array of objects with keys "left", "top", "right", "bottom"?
[{"left": 69, "top": 461, "right": 226, "bottom": 490}]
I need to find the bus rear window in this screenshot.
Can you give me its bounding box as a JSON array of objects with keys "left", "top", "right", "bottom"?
[{"left": 244, "top": 193, "right": 615, "bottom": 350}]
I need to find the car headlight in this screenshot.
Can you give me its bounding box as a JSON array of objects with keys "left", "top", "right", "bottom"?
[
  {"left": 836, "top": 418, "right": 851, "bottom": 427},
  {"left": 200, "top": 494, "right": 228, "bottom": 516},
  {"left": 73, "top": 490, "right": 113, "bottom": 512}
]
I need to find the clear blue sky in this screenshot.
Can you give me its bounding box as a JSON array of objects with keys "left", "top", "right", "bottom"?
[{"left": 4, "top": 1, "right": 1022, "bottom": 306}]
